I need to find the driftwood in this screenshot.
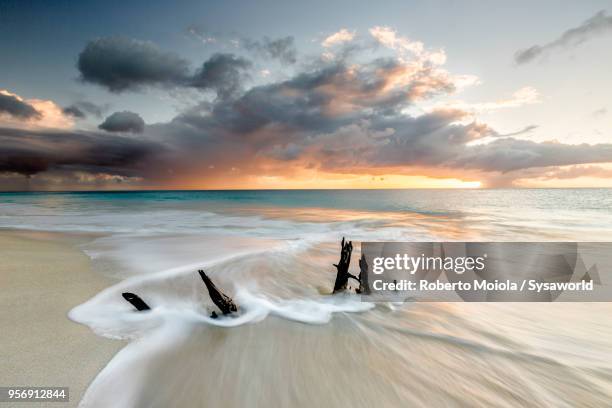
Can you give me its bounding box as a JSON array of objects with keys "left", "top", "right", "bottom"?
[
  {"left": 123, "top": 239, "right": 366, "bottom": 314},
  {"left": 122, "top": 292, "right": 151, "bottom": 311},
  {"left": 357, "top": 254, "right": 369, "bottom": 294},
  {"left": 332, "top": 237, "right": 361, "bottom": 293},
  {"left": 120, "top": 272, "right": 238, "bottom": 317},
  {"left": 198, "top": 270, "right": 238, "bottom": 316}
]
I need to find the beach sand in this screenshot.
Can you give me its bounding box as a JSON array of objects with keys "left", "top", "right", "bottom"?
[{"left": 0, "top": 230, "right": 123, "bottom": 407}]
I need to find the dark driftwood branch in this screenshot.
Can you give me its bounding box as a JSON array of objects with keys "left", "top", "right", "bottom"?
[
  {"left": 332, "top": 237, "right": 360, "bottom": 293},
  {"left": 357, "top": 254, "right": 369, "bottom": 294},
  {"left": 198, "top": 270, "right": 238, "bottom": 316},
  {"left": 124, "top": 240, "right": 366, "bottom": 313},
  {"left": 122, "top": 292, "right": 151, "bottom": 311}
]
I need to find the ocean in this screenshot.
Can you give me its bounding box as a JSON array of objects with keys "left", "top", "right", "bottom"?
[{"left": 1, "top": 189, "right": 612, "bottom": 407}]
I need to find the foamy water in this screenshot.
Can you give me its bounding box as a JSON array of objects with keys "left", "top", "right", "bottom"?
[{"left": 2, "top": 190, "right": 612, "bottom": 407}]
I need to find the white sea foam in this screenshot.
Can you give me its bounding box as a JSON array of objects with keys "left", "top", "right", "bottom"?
[
  {"left": 69, "top": 250, "right": 375, "bottom": 339},
  {"left": 70, "top": 251, "right": 375, "bottom": 408}
]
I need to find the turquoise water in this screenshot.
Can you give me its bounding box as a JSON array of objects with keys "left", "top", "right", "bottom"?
[
  {"left": 1, "top": 188, "right": 611, "bottom": 214},
  {"left": 1, "top": 189, "right": 611, "bottom": 241}
]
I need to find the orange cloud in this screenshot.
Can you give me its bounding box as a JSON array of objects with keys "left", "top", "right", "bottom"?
[{"left": 0, "top": 89, "right": 74, "bottom": 130}]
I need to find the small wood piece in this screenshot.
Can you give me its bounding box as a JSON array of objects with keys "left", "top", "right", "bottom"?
[
  {"left": 332, "top": 237, "right": 360, "bottom": 293},
  {"left": 357, "top": 253, "right": 369, "bottom": 294},
  {"left": 122, "top": 292, "right": 151, "bottom": 311},
  {"left": 198, "top": 270, "right": 238, "bottom": 315}
]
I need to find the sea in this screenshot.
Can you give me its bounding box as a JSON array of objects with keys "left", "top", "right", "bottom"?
[{"left": 1, "top": 189, "right": 612, "bottom": 407}]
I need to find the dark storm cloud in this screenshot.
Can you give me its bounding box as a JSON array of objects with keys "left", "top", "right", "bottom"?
[
  {"left": 199, "top": 64, "right": 360, "bottom": 134},
  {"left": 190, "top": 53, "right": 252, "bottom": 99},
  {"left": 0, "top": 127, "right": 162, "bottom": 177},
  {"left": 77, "top": 37, "right": 252, "bottom": 98},
  {"left": 99, "top": 111, "right": 145, "bottom": 133},
  {"left": 314, "top": 110, "right": 494, "bottom": 170},
  {"left": 454, "top": 139, "right": 612, "bottom": 173},
  {"left": 243, "top": 36, "right": 297, "bottom": 64},
  {"left": 78, "top": 37, "right": 190, "bottom": 92},
  {"left": 185, "top": 58, "right": 455, "bottom": 136},
  {"left": 515, "top": 10, "right": 612, "bottom": 64},
  {"left": 303, "top": 109, "right": 612, "bottom": 175},
  {"left": 0, "top": 93, "right": 41, "bottom": 119}
]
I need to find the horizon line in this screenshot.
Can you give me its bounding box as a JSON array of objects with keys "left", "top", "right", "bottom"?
[{"left": 1, "top": 186, "right": 611, "bottom": 193}]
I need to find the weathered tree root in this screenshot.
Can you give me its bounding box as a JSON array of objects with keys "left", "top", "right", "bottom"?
[
  {"left": 123, "top": 239, "right": 364, "bottom": 313},
  {"left": 122, "top": 292, "right": 151, "bottom": 311},
  {"left": 198, "top": 270, "right": 238, "bottom": 317},
  {"left": 332, "top": 237, "right": 361, "bottom": 293},
  {"left": 121, "top": 271, "right": 238, "bottom": 317},
  {"left": 357, "top": 253, "right": 369, "bottom": 294}
]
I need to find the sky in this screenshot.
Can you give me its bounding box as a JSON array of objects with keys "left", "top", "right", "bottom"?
[{"left": 1, "top": 0, "right": 612, "bottom": 190}]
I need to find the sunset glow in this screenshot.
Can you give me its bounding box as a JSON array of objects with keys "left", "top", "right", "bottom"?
[{"left": 1, "top": 3, "right": 611, "bottom": 190}]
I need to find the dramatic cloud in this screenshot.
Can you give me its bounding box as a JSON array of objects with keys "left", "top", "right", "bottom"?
[
  {"left": 99, "top": 111, "right": 145, "bottom": 133},
  {"left": 515, "top": 10, "right": 612, "bottom": 64},
  {"left": 171, "top": 57, "right": 457, "bottom": 140},
  {"left": 254, "top": 110, "right": 612, "bottom": 183},
  {"left": 243, "top": 36, "right": 297, "bottom": 64},
  {"left": 5, "top": 27, "right": 612, "bottom": 189},
  {"left": 322, "top": 29, "right": 356, "bottom": 47},
  {"left": 0, "top": 127, "right": 161, "bottom": 177},
  {"left": 78, "top": 38, "right": 252, "bottom": 98},
  {"left": 0, "top": 91, "right": 40, "bottom": 119},
  {"left": 191, "top": 53, "right": 252, "bottom": 99},
  {"left": 0, "top": 90, "right": 73, "bottom": 129},
  {"left": 148, "top": 55, "right": 612, "bottom": 185},
  {"left": 78, "top": 37, "right": 190, "bottom": 92},
  {"left": 453, "top": 138, "right": 612, "bottom": 173}
]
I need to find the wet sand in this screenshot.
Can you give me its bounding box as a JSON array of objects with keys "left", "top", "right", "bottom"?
[
  {"left": 0, "top": 230, "right": 123, "bottom": 407},
  {"left": 2, "top": 227, "right": 612, "bottom": 407}
]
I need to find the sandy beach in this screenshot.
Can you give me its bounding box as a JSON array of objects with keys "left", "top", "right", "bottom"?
[
  {"left": 0, "top": 230, "right": 123, "bottom": 407},
  {"left": 2, "top": 191, "right": 612, "bottom": 407}
]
